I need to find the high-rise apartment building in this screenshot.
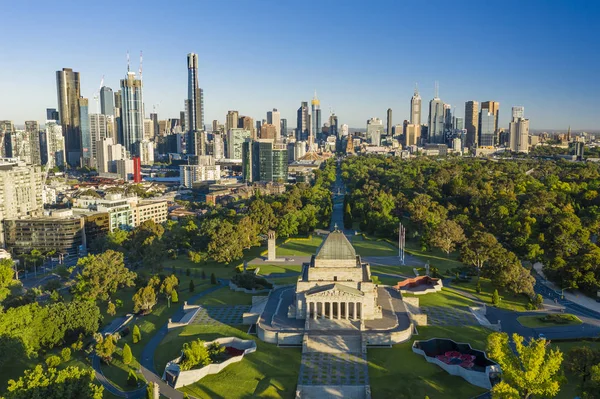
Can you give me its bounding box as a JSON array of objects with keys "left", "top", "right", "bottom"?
[
  {"left": 311, "top": 92, "right": 321, "bottom": 140},
  {"left": 56, "top": 68, "right": 82, "bottom": 165},
  {"left": 465, "top": 101, "right": 479, "bottom": 148},
  {"left": 403, "top": 121, "right": 421, "bottom": 147},
  {"left": 443, "top": 104, "right": 453, "bottom": 132},
  {"left": 260, "top": 124, "right": 277, "bottom": 140},
  {"left": 120, "top": 71, "right": 144, "bottom": 155},
  {"left": 240, "top": 116, "right": 255, "bottom": 139},
  {"left": 281, "top": 119, "right": 288, "bottom": 138},
  {"left": 386, "top": 108, "right": 392, "bottom": 137},
  {"left": 297, "top": 101, "right": 309, "bottom": 141},
  {"left": 0, "top": 159, "right": 44, "bottom": 245},
  {"left": 329, "top": 114, "right": 338, "bottom": 137},
  {"left": 89, "top": 114, "right": 110, "bottom": 168},
  {"left": 481, "top": 101, "right": 500, "bottom": 133},
  {"left": 44, "top": 120, "right": 66, "bottom": 168},
  {"left": 79, "top": 97, "right": 91, "bottom": 165},
  {"left": 410, "top": 85, "right": 422, "bottom": 125},
  {"left": 25, "top": 121, "right": 42, "bottom": 165},
  {"left": 454, "top": 117, "right": 464, "bottom": 130},
  {"left": 510, "top": 107, "right": 529, "bottom": 153},
  {"left": 428, "top": 85, "right": 444, "bottom": 143},
  {"left": 186, "top": 53, "right": 204, "bottom": 132},
  {"left": 242, "top": 139, "right": 288, "bottom": 183},
  {"left": 267, "top": 109, "right": 281, "bottom": 141},
  {"left": 227, "top": 128, "right": 251, "bottom": 160},
  {"left": 100, "top": 87, "right": 114, "bottom": 116},
  {"left": 366, "top": 118, "right": 384, "bottom": 146}
]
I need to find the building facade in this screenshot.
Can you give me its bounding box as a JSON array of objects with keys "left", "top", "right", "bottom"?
[
  {"left": 120, "top": 71, "right": 145, "bottom": 155},
  {"left": 465, "top": 100, "right": 479, "bottom": 148},
  {"left": 227, "top": 128, "right": 251, "bottom": 160},
  {"left": 428, "top": 97, "right": 445, "bottom": 143},
  {"left": 56, "top": 68, "right": 82, "bottom": 165},
  {"left": 100, "top": 86, "right": 114, "bottom": 116}
]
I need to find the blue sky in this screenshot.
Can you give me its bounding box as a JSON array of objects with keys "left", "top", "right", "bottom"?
[{"left": 1, "top": 0, "right": 598, "bottom": 130}]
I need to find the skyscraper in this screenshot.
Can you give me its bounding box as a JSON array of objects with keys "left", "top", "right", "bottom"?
[
  {"left": 329, "top": 114, "right": 338, "bottom": 137},
  {"left": 186, "top": 53, "right": 203, "bottom": 132},
  {"left": 89, "top": 114, "right": 108, "bottom": 168},
  {"left": 410, "top": 85, "right": 422, "bottom": 125},
  {"left": 44, "top": 120, "right": 65, "bottom": 168},
  {"left": 46, "top": 108, "right": 59, "bottom": 121},
  {"left": 465, "top": 101, "right": 479, "bottom": 148},
  {"left": 79, "top": 97, "right": 91, "bottom": 165},
  {"left": 296, "top": 101, "right": 309, "bottom": 141},
  {"left": 226, "top": 110, "right": 239, "bottom": 132},
  {"left": 120, "top": 71, "right": 145, "bottom": 155},
  {"left": 510, "top": 107, "right": 529, "bottom": 153},
  {"left": 386, "top": 108, "right": 392, "bottom": 137},
  {"left": 481, "top": 101, "right": 500, "bottom": 133},
  {"left": 280, "top": 119, "right": 287, "bottom": 138},
  {"left": 100, "top": 86, "right": 114, "bottom": 116},
  {"left": 25, "top": 121, "right": 41, "bottom": 165},
  {"left": 311, "top": 92, "right": 320, "bottom": 140},
  {"left": 267, "top": 109, "right": 281, "bottom": 141},
  {"left": 56, "top": 68, "right": 81, "bottom": 165},
  {"left": 366, "top": 118, "right": 384, "bottom": 145},
  {"left": 428, "top": 84, "right": 444, "bottom": 143},
  {"left": 443, "top": 104, "right": 453, "bottom": 133}
]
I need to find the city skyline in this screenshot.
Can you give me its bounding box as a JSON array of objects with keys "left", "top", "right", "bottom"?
[{"left": 1, "top": 0, "right": 599, "bottom": 130}]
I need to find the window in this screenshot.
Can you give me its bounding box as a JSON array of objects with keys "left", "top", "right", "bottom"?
[{"left": 333, "top": 276, "right": 337, "bottom": 281}]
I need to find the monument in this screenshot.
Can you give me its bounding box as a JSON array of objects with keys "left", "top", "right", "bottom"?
[
  {"left": 267, "top": 230, "right": 276, "bottom": 261},
  {"left": 292, "top": 228, "right": 381, "bottom": 320}
]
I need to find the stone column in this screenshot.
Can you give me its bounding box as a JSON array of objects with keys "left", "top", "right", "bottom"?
[
  {"left": 320, "top": 302, "right": 325, "bottom": 319},
  {"left": 267, "top": 230, "right": 276, "bottom": 261},
  {"left": 345, "top": 302, "right": 349, "bottom": 319}
]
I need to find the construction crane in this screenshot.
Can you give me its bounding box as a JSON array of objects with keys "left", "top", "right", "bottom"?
[{"left": 93, "top": 75, "right": 104, "bottom": 114}]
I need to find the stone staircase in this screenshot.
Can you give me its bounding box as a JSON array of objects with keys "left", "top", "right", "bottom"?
[{"left": 305, "top": 334, "right": 362, "bottom": 354}]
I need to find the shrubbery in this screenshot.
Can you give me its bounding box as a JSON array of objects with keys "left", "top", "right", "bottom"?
[{"left": 231, "top": 272, "right": 273, "bottom": 290}]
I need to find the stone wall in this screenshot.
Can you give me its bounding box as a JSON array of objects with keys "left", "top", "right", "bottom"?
[{"left": 164, "top": 337, "right": 257, "bottom": 389}]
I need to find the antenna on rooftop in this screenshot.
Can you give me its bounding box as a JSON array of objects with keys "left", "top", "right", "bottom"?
[
  {"left": 434, "top": 81, "right": 439, "bottom": 98},
  {"left": 127, "top": 51, "right": 130, "bottom": 73}
]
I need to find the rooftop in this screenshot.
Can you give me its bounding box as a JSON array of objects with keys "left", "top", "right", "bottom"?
[{"left": 315, "top": 230, "right": 356, "bottom": 260}]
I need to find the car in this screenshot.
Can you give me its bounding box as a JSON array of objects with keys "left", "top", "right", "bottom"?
[{"left": 538, "top": 333, "right": 546, "bottom": 339}]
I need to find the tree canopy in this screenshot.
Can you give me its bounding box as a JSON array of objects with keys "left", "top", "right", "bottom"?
[{"left": 74, "top": 250, "right": 136, "bottom": 302}]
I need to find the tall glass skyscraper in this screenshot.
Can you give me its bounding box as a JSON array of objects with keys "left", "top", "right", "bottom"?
[
  {"left": 100, "top": 86, "right": 114, "bottom": 116},
  {"left": 120, "top": 72, "right": 144, "bottom": 155},
  {"left": 56, "top": 68, "right": 81, "bottom": 165},
  {"left": 186, "top": 53, "right": 204, "bottom": 154},
  {"left": 79, "top": 97, "right": 91, "bottom": 165},
  {"left": 479, "top": 108, "right": 495, "bottom": 147},
  {"left": 311, "top": 92, "right": 320, "bottom": 140}
]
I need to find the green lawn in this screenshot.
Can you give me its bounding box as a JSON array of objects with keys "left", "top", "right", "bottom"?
[
  {"left": 451, "top": 277, "right": 531, "bottom": 312},
  {"left": 405, "top": 239, "right": 464, "bottom": 274},
  {"left": 100, "top": 345, "right": 146, "bottom": 391},
  {"left": 368, "top": 325, "right": 490, "bottom": 399},
  {"left": 194, "top": 287, "right": 254, "bottom": 306},
  {"left": 155, "top": 324, "right": 302, "bottom": 399},
  {"left": 267, "top": 275, "right": 302, "bottom": 285},
  {"left": 405, "top": 288, "right": 478, "bottom": 309},
  {"left": 517, "top": 314, "right": 582, "bottom": 328},
  {"left": 552, "top": 340, "right": 600, "bottom": 399},
  {"left": 276, "top": 236, "right": 324, "bottom": 257},
  {"left": 245, "top": 264, "right": 303, "bottom": 276},
  {"left": 351, "top": 235, "right": 398, "bottom": 257},
  {"left": 370, "top": 264, "right": 412, "bottom": 277},
  {"left": 371, "top": 275, "right": 400, "bottom": 286}
]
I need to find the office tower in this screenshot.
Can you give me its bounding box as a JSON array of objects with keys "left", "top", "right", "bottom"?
[
  {"left": 465, "top": 101, "right": 479, "bottom": 148},
  {"left": 56, "top": 68, "right": 82, "bottom": 165},
  {"left": 227, "top": 128, "right": 251, "bottom": 160},
  {"left": 410, "top": 84, "right": 422, "bottom": 125},
  {"left": 329, "top": 114, "right": 338, "bottom": 137},
  {"left": 89, "top": 114, "right": 109, "bottom": 167},
  {"left": 479, "top": 107, "right": 495, "bottom": 147},
  {"left": 296, "top": 101, "right": 309, "bottom": 141},
  {"left": 114, "top": 90, "right": 123, "bottom": 145},
  {"left": 403, "top": 121, "right": 421, "bottom": 147},
  {"left": 134, "top": 140, "right": 154, "bottom": 165},
  {"left": 100, "top": 87, "right": 114, "bottom": 116},
  {"left": 212, "top": 120, "right": 219, "bottom": 132},
  {"left": 510, "top": 107, "right": 529, "bottom": 153},
  {"left": 46, "top": 108, "right": 59, "bottom": 121},
  {"left": 24, "top": 121, "right": 41, "bottom": 165},
  {"left": 180, "top": 156, "right": 220, "bottom": 187},
  {"left": 311, "top": 92, "right": 321, "bottom": 140},
  {"left": 180, "top": 110, "right": 186, "bottom": 133},
  {"left": 428, "top": 83, "right": 444, "bottom": 143},
  {"left": 366, "top": 118, "right": 384, "bottom": 145},
  {"left": 280, "top": 119, "right": 287, "bottom": 138},
  {"left": 149, "top": 113, "right": 159, "bottom": 139},
  {"left": 481, "top": 101, "right": 500, "bottom": 133},
  {"left": 512, "top": 106, "right": 524, "bottom": 119},
  {"left": 186, "top": 53, "right": 204, "bottom": 133},
  {"left": 386, "top": 108, "right": 392, "bottom": 136},
  {"left": 267, "top": 109, "right": 281, "bottom": 141},
  {"left": 114, "top": 90, "right": 122, "bottom": 109},
  {"left": 79, "top": 97, "right": 91, "bottom": 165},
  {"left": 240, "top": 116, "right": 255, "bottom": 139},
  {"left": 226, "top": 110, "right": 239, "bottom": 132},
  {"left": 188, "top": 130, "right": 206, "bottom": 156},
  {"left": 0, "top": 160, "right": 44, "bottom": 245},
  {"left": 120, "top": 71, "right": 144, "bottom": 155},
  {"left": 454, "top": 117, "right": 464, "bottom": 130},
  {"left": 242, "top": 139, "right": 287, "bottom": 183},
  {"left": 256, "top": 121, "right": 262, "bottom": 137},
  {"left": 44, "top": 120, "right": 65, "bottom": 168},
  {"left": 340, "top": 124, "right": 349, "bottom": 137},
  {"left": 213, "top": 133, "right": 224, "bottom": 159},
  {"left": 443, "top": 104, "right": 453, "bottom": 132}
]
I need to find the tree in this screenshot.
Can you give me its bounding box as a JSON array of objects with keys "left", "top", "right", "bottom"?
[
  {"left": 210, "top": 273, "right": 217, "bottom": 285},
  {"left": 429, "top": 220, "right": 466, "bottom": 255},
  {"left": 487, "top": 332, "right": 563, "bottom": 399},
  {"left": 171, "top": 290, "right": 179, "bottom": 304},
  {"left": 461, "top": 231, "right": 501, "bottom": 278},
  {"left": 74, "top": 250, "right": 136, "bottom": 302},
  {"left": 132, "top": 325, "right": 141, "bottom": 344},
  {"left": 107, "top": 302, "right": 116, "bottom": 316},
  {"left": 5, "top": 365, "right": 103, "bottom": 399},
  {"left": 146, "top": 382, "right": 156, "bottom": 399},
  {"left": 344, "top": 201, "right": 353, "bottom": 229},
  {"left": 180, "top": 339, "right": 211, "bottom": 371},
  {"left": 492, "top": 289, "right": 500, "bottom": 306},
  {"left": 189, "top": 279, "right": 195, "bottom": 292},
  {"left": 45, "top": 355, "right": 61, "bottom": 368},
  {"left": 564, "top": 346, "right": 600, "bottom": 394},
  {"left": 127, "top": 369, "right": 138, "bottom": 387},
  {"left": 61, "top": 347, "right": 71, "bottom": 362},
  {"left": 160, "top": 274, "right": 178, "bottom": 308},
  {"left": 0, "top": 258, "right": 17, "bottom": 301},
  {"left": 133, "top": 281, "right": 157, "bottom": 314},
  {"left": 122, "top": 343, "right": 133, "bottom": 365},
  {"left": 95, "top": 333, "right": 116, "bottom": 364}
]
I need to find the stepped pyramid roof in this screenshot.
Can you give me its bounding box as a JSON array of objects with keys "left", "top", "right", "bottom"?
[{"left": 315, "top": 229, "right": 356, "bottom": 260}]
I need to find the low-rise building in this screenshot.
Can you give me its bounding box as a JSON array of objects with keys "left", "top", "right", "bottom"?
[{"left": 132, "top": 200, "right": 168, "bottom": 226}]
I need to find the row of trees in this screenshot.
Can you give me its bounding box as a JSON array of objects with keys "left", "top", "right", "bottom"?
[{"left": 342, "top": 155, "right": 600, "bottom": 295}]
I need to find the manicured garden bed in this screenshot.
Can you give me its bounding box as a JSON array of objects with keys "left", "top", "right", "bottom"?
[{"left": 517, "top": 313, "right": 582, "bottom": 328}]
